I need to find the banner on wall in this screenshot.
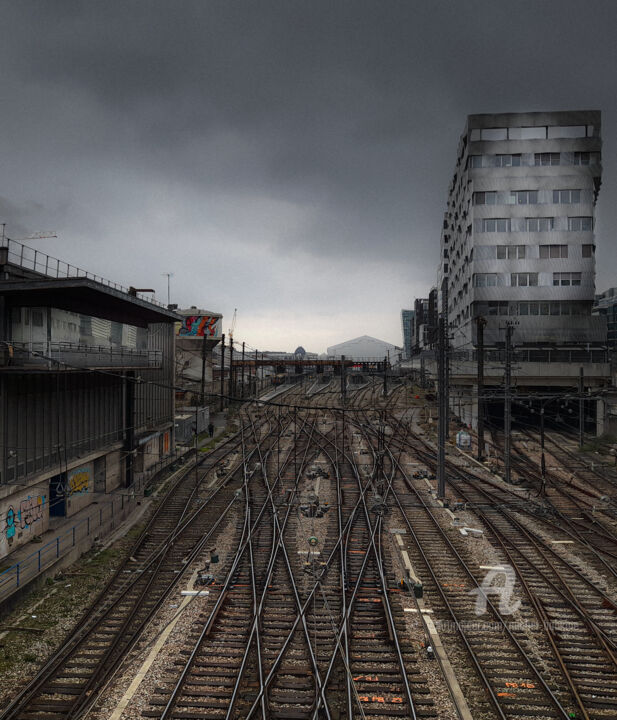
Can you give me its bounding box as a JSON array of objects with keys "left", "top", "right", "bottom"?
[{"left": 176, "top": 315, "right": 222, "bottom": 339}]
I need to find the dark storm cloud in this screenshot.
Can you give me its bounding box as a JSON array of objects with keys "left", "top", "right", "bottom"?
[{"left": 1, "top": 1, "right": 617, "bottom": 348}]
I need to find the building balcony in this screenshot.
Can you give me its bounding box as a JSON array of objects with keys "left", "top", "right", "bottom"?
[{"left": 0, "top": 341, "right": 162, "bottom": 371}]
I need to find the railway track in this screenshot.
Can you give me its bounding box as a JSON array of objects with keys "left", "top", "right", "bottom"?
[
  {"left": 372, "top": 413, "right": 617, "bottom": 719},
  {"left": 0, "top": 414, "right": 278, "bottom": 720},
  {"left": 5, "top": 381, "right": 617, "bottom": 720}
]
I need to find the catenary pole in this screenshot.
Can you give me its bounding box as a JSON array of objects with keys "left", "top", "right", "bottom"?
[
  {"left": 504, "top": 325, "right": 513, "bottom": 484},
  {"left": 579, "top": 366, "right": 584, "bottom": 448},
  {"left": 437, "top": 315, "right": 447, "bottom": 499},
  {"left": 220, "top": 333, "right": 226, "bottom": 412},
  {"left": 476, "top": 316, "right": 486, "bottom": 461},
  {"left": 241, "top": 342, "right": 245, "bottom": 399}
]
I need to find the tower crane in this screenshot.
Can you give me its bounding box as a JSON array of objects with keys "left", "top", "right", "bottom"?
[
  {"left": 1, "top": 224, "right": 58, "bottom": 243},
  {"left": 229, "top": 308, "right": 237, "bottom": 343},
  {"left": 15, "top": 231, "right": 58, "bottom": 241}
]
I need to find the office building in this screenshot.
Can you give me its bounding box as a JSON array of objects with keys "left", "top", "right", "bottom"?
[
  {"left": 400, "top": 309, "right": 414, "bottom": 359},
  {"left": 436, "top": 110, "right": 609, "bottom": 429}
]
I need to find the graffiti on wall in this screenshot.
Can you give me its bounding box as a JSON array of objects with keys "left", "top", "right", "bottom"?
[
  {"left": 4, "top": 494, "right": 46, "bottom": 547},
  {"left": 176, "top": 315, "right": 221, "bottom": 338},
  {"left": 68, "top": 467, "right": 91, "bottom": 496},
  {"left": 20, "top": 495, "right": 46, "bottom": 527}
]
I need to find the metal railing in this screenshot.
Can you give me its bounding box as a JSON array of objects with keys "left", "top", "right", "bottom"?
[
  {"left": 0, "top": 236, "right": 167, "bottom": 309},
  {"left": 2, "top": 340, "right": 162, "bottom": 369},
  {"left": 0, "top": 489, "right": 138, "bottom": 604}
]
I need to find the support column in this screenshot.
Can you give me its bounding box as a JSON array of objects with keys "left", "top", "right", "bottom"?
[
  {"left": 470, "top": 385, "right": 479, "bottom": 430},
  {"left": 476, "top": 316, "right": 486, "bottom": 460},
  {"left": 219, "top": 333, "right": 226, "bottom": 412},
  {"left": 596, "top": 398, "right": 606, "bottom": 437}
]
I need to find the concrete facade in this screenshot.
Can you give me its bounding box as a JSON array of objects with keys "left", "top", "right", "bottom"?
[
  {"left": 0, "top": 481, "right": 49, "bottom": 558},
  {"left": 0, "top": 237, "right": 178, "bottom": 560},
  {"left": 439, "top": 110, "right": 603, "bottom": 350},
  {"left": 434, "top": 111, "right": 609, "bottom": 434},
  {"left": 400, "top": 309, "right": 414, "bottom": 359}
]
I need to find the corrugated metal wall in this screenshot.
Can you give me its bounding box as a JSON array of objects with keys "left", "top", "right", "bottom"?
[
  {"left": 134, "top": 322, "right": 175, "bottom": 434},
  {"left": 1, "top": 373, "right": 124, "bottom": 485}
]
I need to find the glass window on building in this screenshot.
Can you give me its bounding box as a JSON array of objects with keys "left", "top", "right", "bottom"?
[
  {"left": 568, "top": 216, "right": 593, "bottom": 231},
  {"left": 539, "top": 244, "right": 568, "bottom": 259},
  {"left": 511, "top": 272, "right": 538, "bottom": 287},
  {"left": 548, "top": 125, "right": 587, "bottom": 139},
  {"left": 511, "top": 190, "right": 538, "bottom": 205},
  {"left": 534, "top": 152, "right": 560, "bottom": 166},
  {"left": 482, "top": 218, "right": 510, "bottom": 232},
  {"left": 553, "top": 189, "right": 581, "bottom": 204},
  {"left": 473, "top": 191, "right": 497, "bottom": 205},
  {"left": 509, "top": 126, "right": 547, "bottom": 140},
  {"left": 526, "top": 217, "right": 554, "bottom": 232},
  {"left": 481, "top": 128, "right": 508, "bottom": 141},
  {"left": 553, "top": 272, "right": 582, "bottom": 286},
  {"left": 582, "top": 244, "right": 595, "bottom": 257},
  {"left": 496, "top": 154, "right": 521, "bottom": 167},
  {"left": 496, "top": 245, "right": 525, "bottom": 259}
]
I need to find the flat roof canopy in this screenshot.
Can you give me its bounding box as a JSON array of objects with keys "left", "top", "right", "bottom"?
[{"left": 0, "top": 278, "right": 180, "bottom": 328}]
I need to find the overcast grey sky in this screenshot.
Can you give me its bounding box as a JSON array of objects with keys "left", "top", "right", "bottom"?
[{"left": 1, "top": 1, "right": 616, "bottom": 352}]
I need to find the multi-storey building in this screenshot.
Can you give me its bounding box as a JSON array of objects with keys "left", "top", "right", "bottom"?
[
  {"left": 0, "top": 238, "right": 178, "bottom": 558},
  {"left": 439, "top": 110, "right": 604, "bottom": 348},
  {"left": 437, "top": 111, "right": 609, "bottom": 430},
  {"left": 412, "top": 289, "right": 438, "bottom": 353},
  {"left": 400, "top": 309, "right": 414, "bottom": 359},
  {"left": 594, "top": 288, "right": 617, "bottom": 348},
  {"left": 175, "top": 307, "right": 222, "bottom": 403}
]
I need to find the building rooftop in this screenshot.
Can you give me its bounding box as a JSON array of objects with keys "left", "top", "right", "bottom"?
[{"left": 0, "top": 237, "right": 179, "bottom": 326}]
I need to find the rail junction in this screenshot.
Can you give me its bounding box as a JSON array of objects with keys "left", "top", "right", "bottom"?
[{"left": 1, "top": 377, "right": 616, "bottom": 720}]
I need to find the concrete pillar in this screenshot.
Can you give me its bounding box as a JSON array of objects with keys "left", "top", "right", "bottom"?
[
  {"left": 596, "top": 398, "right": 606, "bottom": 437},
  {"left": 471, "top": 385, "right": 479, "bottom": 431}
]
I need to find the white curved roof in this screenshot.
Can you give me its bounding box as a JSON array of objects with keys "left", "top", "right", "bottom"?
[{"left": 326, "top": 335, "right": 399, "bottom": 359}]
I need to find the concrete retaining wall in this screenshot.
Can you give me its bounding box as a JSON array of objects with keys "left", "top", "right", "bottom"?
[{"left": 0, "top": 482, "right": 49, "bottom": 559}]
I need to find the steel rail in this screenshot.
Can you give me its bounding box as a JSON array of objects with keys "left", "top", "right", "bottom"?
[
  {"left": 223, "top": 411, "right": 332, "bottom": 720},
  {"left": 243, "top": 461, "right": 380, "bottom": 719},
  {"left": 382, "top": 440, "right": 574, "bottom": 720},
  {"left": 381, "top": 413, "right": 616, "bottom": 720},
  {"left": 381, "top": 411, "right": 617, "bottom": 582},
  {"left": 0, "top": 416, "right": 271, "bottom": 720},
  {"left": 382, "top": 412, "right": 617, "bottom": 648},
  {"left": 157, "top": 412, "right": 291, "bottom": 720},
  {"left": 307, "top": 418, "right": 418, "bottom": 720}
]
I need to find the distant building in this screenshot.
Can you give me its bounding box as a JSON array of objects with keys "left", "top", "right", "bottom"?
[
  {"left": 327, "top": 335, "right": 400, "bottom": 360},
  {"left": 413, "top": 289, "right": 438, "bottom": 352},
  {"left": 594, "top": 288, "right": 617, "bottom": 347},
  {"left": 259, "top": 349, "right": 318, "bottom": 361},
  {"left": 0, "top": 237, "right": 178, "bottom": 559},
  {"left": 400, "top": 309, "right": 414, "bottom": 359},
  {"left": 175, "top": 307, "right": 222, "bottom": 406}
]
